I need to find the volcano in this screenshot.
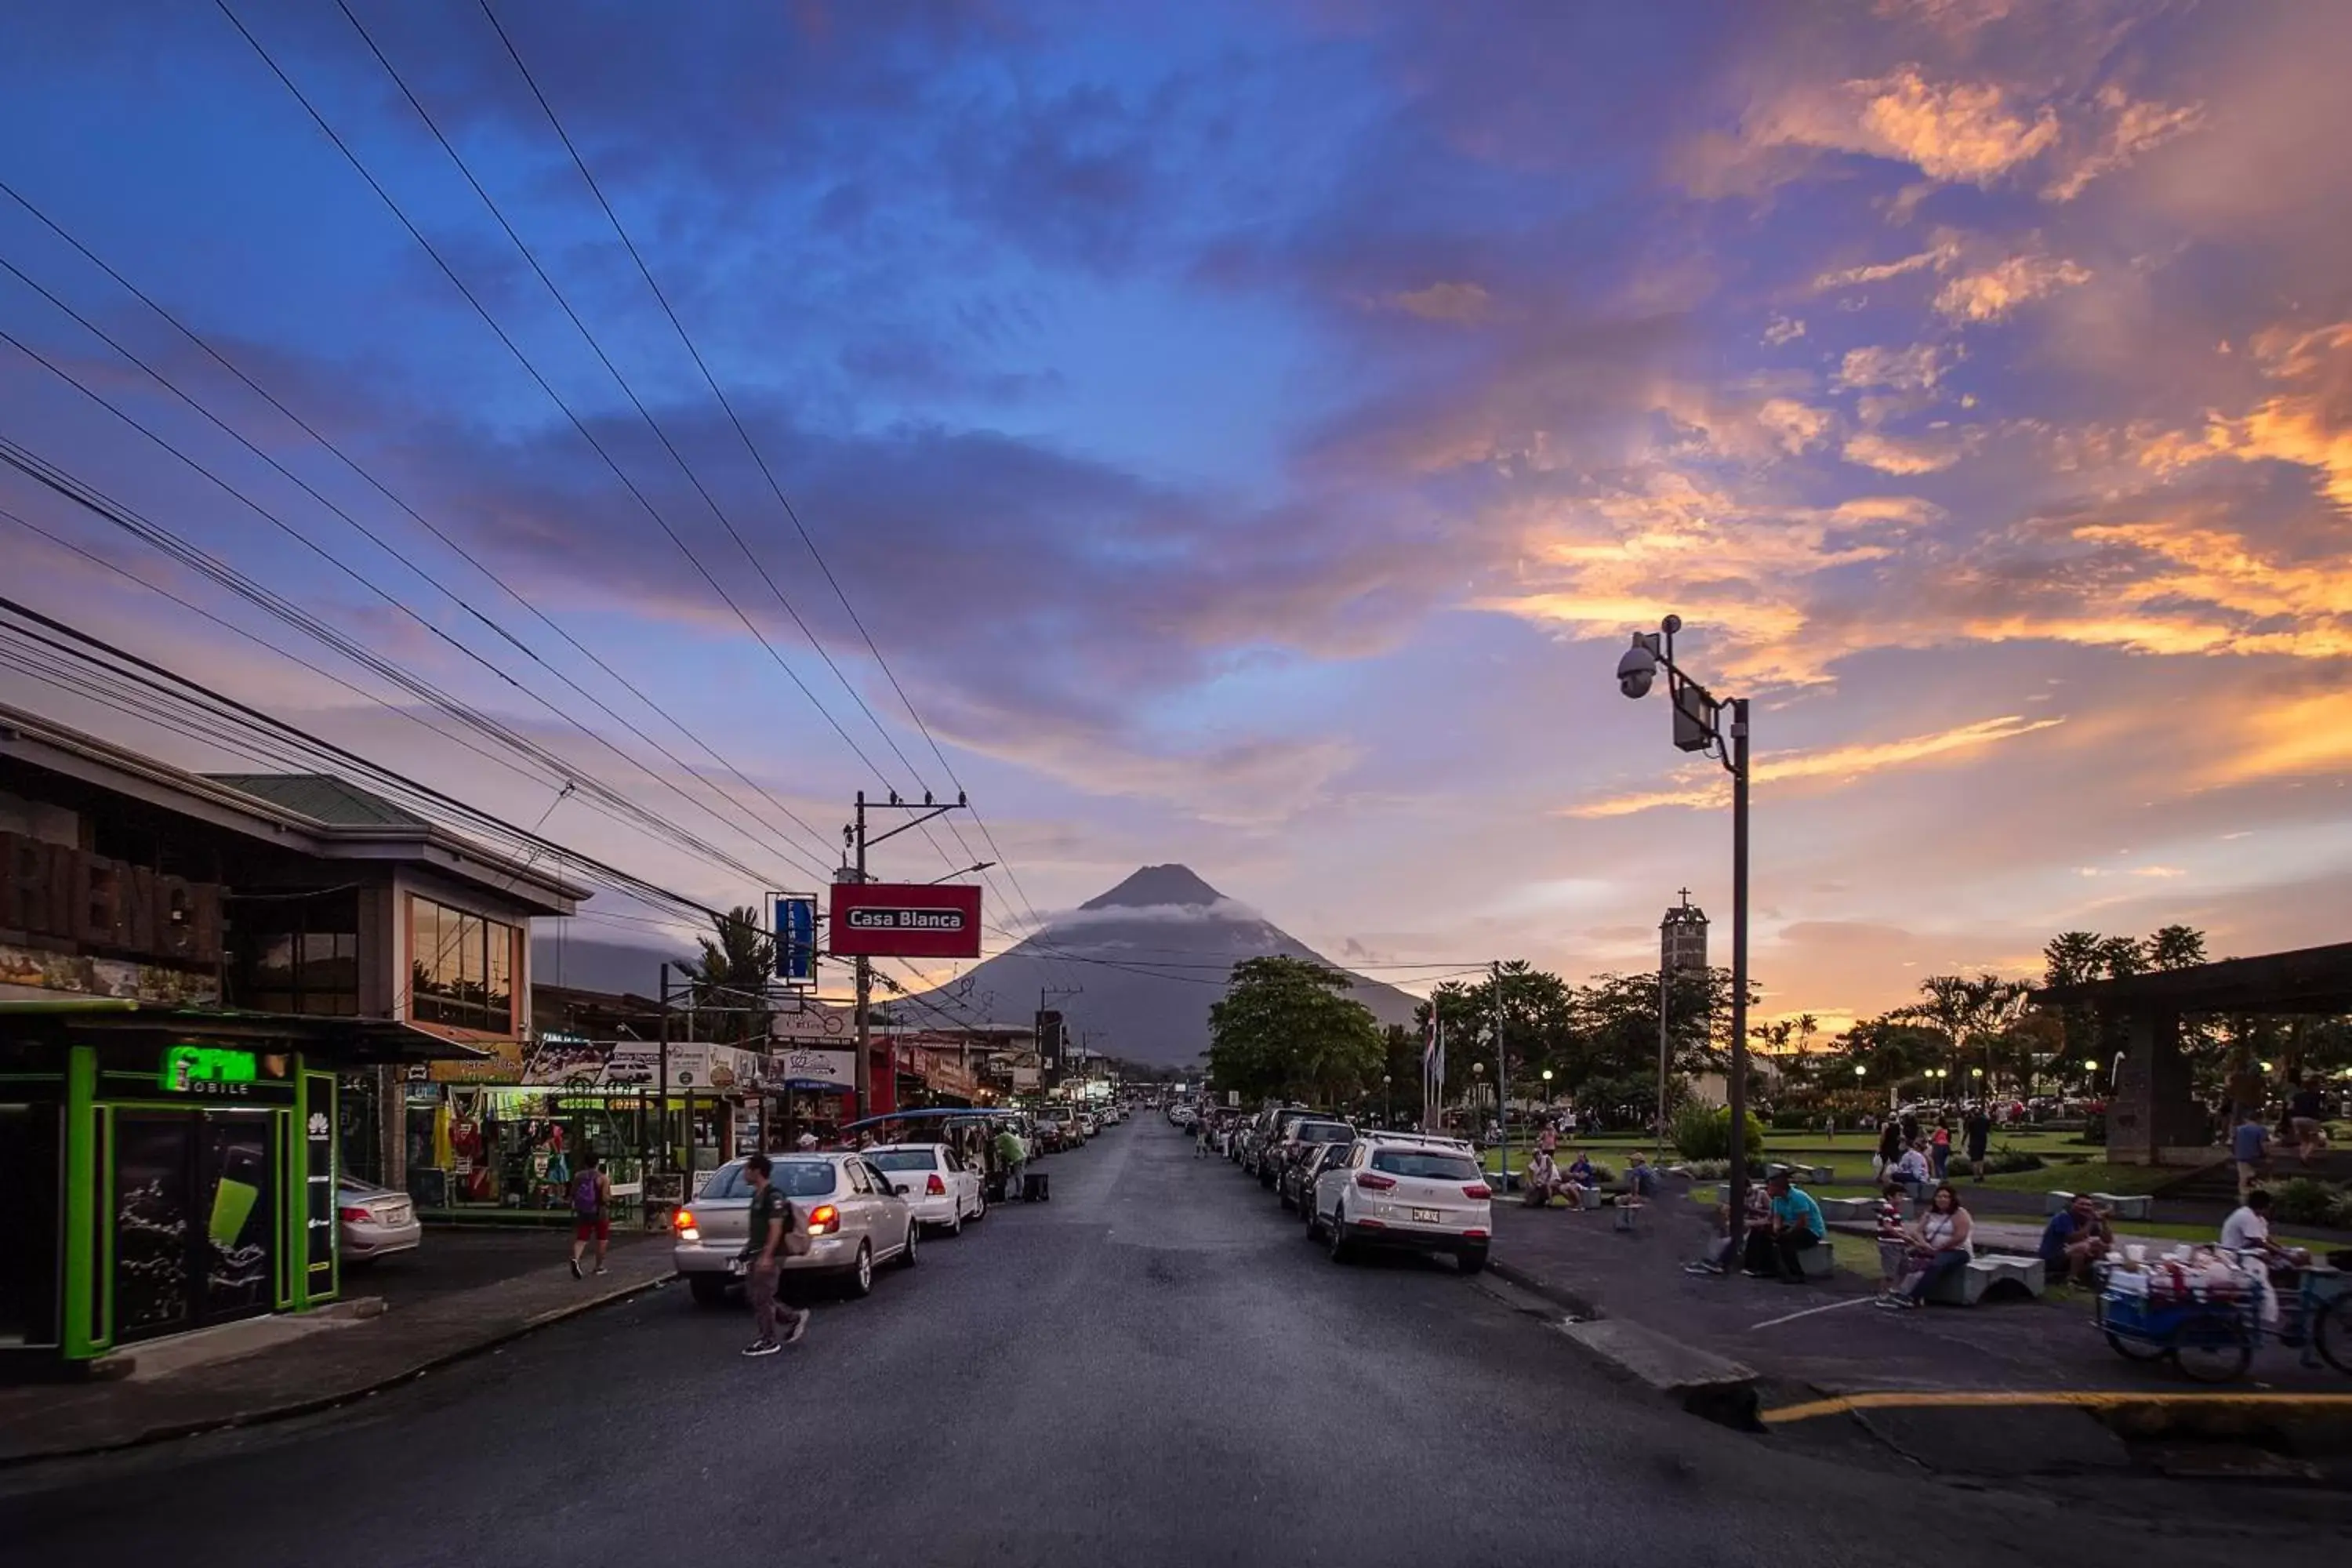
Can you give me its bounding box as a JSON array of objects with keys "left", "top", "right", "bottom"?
[{"left": 905, "top": 864, "right": 1420, "bottom": 1069}]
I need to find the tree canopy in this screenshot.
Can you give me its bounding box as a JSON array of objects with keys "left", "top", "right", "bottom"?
[{"left": 1206, "top": 956, "right": 1385, "bottom": 1105}]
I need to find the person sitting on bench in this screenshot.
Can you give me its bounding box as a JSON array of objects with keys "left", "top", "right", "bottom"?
[{"left": 1745, "top": 1172, "right": 1824, "bottom": 1281}]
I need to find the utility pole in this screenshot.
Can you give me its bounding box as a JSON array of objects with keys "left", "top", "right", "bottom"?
[
  {"left": 657, "top": 960, "right": 671, "bottom": 1174},
  {"left": 1492, "top": 960, "right": 1507, "bottom": 1183},
  {"left": 844, "top": 788, "right": 971, "bottom": 1122}
]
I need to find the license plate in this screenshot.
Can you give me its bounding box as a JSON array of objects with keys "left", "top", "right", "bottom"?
[
  {"left": 381, "top": 1206, "right": 410, "bottom": 1226},
  {"left": 1411, "top": 1207, "right": 1442, "bottom": 1224}
]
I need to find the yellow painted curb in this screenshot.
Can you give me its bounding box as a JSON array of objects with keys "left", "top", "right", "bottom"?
[{"left": 1763, "top": 1388, "right": 2352, "bottom": 1426}]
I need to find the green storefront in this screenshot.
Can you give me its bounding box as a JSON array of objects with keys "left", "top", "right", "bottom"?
[{"left": 0, "top": 1000, "right": 425, "bottom": 1373}]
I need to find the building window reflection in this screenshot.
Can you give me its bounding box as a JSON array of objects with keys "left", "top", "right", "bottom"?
[{"left": 409, "top": 895, "right": 517, "bottom": 1034}]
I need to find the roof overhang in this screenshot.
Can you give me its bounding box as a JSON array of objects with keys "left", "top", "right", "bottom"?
[
  {"left": 2034, "top": 942, "right": 2352, "bottom": 1015},
  {"left": 0, "top": 702, "right": 589, "bottom": 914}
]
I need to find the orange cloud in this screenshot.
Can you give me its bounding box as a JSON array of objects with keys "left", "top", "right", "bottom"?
[
  {"left": 1842, "top": 430, "right": 1962, "bottom": 473},
  {"left": 2205, "top": 689, "right": 2352, "bottom": 786},
  {"left": 1852, "top": 68, "right": 2059, "bottom": 184},
  {"left": 1933, "top": 253, "right": 2091, "bottom": 322},
  {"left": 1560, "top": 713, "right": 2064, "bottom": 817}
]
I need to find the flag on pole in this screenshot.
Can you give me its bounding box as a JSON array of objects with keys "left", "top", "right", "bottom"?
[{"left": 1422, "top": 1005, "right": 1443, "bottom": 1129}]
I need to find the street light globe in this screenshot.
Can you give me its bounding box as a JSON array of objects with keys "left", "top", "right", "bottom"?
[
  {"left": 1541, "top": 1069, "right": 1554, "bottom": 1082},
  {"left": 1472, "top": 1062, "right": 1485, "bottom": 1076},
  {"left": 2260, "top": 1061, "right": 2274, "bottom": 1073},
  {"left": 1854, "top": 1065, "right": 1866, "bottom": 1078},
  {"left": 1970, "top": 1067, "right": 1984, "bottom": 1078},
  {"left": 2081, "top": 1058, "right": 2097, "bottom": 1071}
]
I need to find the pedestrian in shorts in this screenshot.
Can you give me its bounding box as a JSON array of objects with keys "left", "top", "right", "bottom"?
[
  {"left": 568, "top": 1151, "right": 611, "bottom": 1279},
  {"left": 739, "top": 1154, "right": 808, "bottom": 1358}
]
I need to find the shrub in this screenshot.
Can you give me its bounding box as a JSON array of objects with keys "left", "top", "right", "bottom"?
[
  {"left": 1768, "top": 1108, "right": 1818, "bottom": 1131},
  {"left": 2265, "top": 1176, "right": 2349, "bottom": 1228},
  {"left": 1984, "top": 1144, "right": 2044, "bottom": 1175},
  {"left": 1677, "top": 1158, "right": 1730, "bottom": 1180},
  {"left": 1671, "top": 1103, "right": 1769, "bottom": 1162}
]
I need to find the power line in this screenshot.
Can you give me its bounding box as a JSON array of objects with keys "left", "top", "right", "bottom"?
[
  {"left": 0, "top": 418, "right": 797, "bottom": 896},
  {"left": 0, "top": 253, "right": 836, "bottom": 885},
  {"left": 0, "top": 174, "right": 844, "bottom": 877},
  {"left": 0, "top": 597, "right": 731, "bottom": 925},
  {"left": 469, "top": 0, "right": 1065, "bottom": 967},
  {"left": 210, "top": 0, "right": 902, "bottom": 798}
]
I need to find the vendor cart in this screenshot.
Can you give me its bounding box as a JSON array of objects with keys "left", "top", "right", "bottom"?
[{"left": 2096, "top": 1272, "right": 2261, "bottom": 1383}]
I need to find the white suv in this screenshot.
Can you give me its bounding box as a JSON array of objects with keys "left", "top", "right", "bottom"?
[{"left": 1306, "top": 1132, "right": 1492, "bottom": 1274}]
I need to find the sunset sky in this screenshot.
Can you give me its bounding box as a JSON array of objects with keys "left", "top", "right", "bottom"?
[{"left": 2, "top": 0, "right": 2347, "bottom": 1032}]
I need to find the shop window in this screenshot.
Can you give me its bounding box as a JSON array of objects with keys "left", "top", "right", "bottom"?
[
  {"left": 227, "top": 889, "right": 358, "bottom": 1016},
  {"left": 409, "top": 895, "right": 519, "bottom": 1034}
]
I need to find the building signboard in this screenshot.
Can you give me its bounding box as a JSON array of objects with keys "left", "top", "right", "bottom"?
[
  {"left": 774, "top": 895, "right": 818, "bottom": 984},
  {"left": 826, "top": 882, "right": 982, "bottom": 959},
  {"left": 0, "top": 832, "right": 223, "bottom": 964}
]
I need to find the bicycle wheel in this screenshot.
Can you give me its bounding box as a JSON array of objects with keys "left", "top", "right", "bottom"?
[
  {"left": 2104, "top": 1329, "right": 2169, "bottom": 1362},
  {"left": 2316, "top": 1296, "right": 2351, "bottom": 1377},
  {"left": 2172, "top": 1317, "right": 2254, "bottom": 1384}
]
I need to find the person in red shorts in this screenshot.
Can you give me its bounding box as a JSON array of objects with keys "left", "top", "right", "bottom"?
[{"left": 568, "top": 1151, "right": 612, "bottom": 1279}]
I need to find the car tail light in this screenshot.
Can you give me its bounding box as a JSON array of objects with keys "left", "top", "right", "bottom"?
[
  {"left": 1463, "top": 1184, "right": 1492, "bottom": 1200},
  {"left": 672, "top": 1207, "right": 699, "bottom": 1241},
  {"left": 1462, "top": 1228, "right": 1490, "bottom": 1240},
  {"left": 338, "top": 1207, "right": 372, "bottom": 1224},
  {"left": 806, "top": 1203, "right": 841, "bottom": 1236},
  {"left": 926, "top": 1174, "right": 947, "bottom": 1196},
  {"left": 1355, "top": 1172, "right": 1396, "bottom": 1191}
]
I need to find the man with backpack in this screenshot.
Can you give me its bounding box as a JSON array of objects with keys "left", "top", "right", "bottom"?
[
  {"left": 568, "top": 1151, "right": 611, "bottom": 1279},
  {"left": 739, "top": 1153, "right": 809, "bottom": 1358}
]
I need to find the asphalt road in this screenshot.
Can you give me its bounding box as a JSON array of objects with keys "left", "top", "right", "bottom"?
[{"left": 0, "top": 1121, "right": 2325, "bottom": 1565}]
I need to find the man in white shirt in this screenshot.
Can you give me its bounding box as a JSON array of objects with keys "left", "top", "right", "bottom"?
[{"left": 2220, "top": 1189, "right": 2280, "bottom": 1261}]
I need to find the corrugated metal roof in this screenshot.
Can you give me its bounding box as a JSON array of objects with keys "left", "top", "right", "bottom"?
[{"left": 203, "top": 773, "right": 427, "bottom": 829}]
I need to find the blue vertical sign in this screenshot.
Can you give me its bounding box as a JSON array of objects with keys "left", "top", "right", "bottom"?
[{"left": 776, "top": 895, "right": 817, "bottom": 983}]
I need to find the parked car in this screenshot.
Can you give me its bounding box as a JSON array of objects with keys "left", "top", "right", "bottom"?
[
  {"left": 672, "top": 1152, "right": 918, "bottom": 1306},
  {"left": 1032, "top": 1116, "right": 1068, "bottom": 1152},
  {"left": 1252, "top": 1107, "right": 1332, "bottom": 1185},
  {"left": 1076, "top": 1113, "right": 1098, "bottom": 1139},
  {"left": 1280, "top": 1137, "right": 1356, "bottom": 1214},
  {"left": 1272, "top": 1120, "right": 1357, "bottom": 1209},
  {"left": 865, "top": 1142, "right": 987, "bottom": 1236},
  {"left": 1307, "top": 1132, "right": 1492, "bottom": 1274},
  {"left": 337, "top": 1177, "right": 420, "bottom": 1264}
]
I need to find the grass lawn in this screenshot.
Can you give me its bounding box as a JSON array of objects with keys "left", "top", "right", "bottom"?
[{"left": 1976, "top": 1160, "right": 2180, "bottom": 1196}]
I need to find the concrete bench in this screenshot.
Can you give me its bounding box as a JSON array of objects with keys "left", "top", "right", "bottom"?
[
  {"left": 2045, "top": 1190, "right": 2152, "bottom": 1221},
  {"left": 1815, "top": 1196, "right": 1880, "bottom": 1223},
  {"left": 1796, "top": 1239, "right": 1838, "bottom": 1279},
  {"left": 1924, "top": 1254, "right": 2046, "bottom": 1306}
]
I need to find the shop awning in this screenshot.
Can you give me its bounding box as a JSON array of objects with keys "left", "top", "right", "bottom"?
[{"left": 0, "top": 1001, "right": 490, "bottom": 1063}]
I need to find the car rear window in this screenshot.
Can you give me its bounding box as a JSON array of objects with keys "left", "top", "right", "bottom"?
[
  {"left": 1294, "top": 1123, "right": 1352, "bottom": 1143},
  {"left": 700, "top": 1160, "right": 839, "bottom": 1200},
  {"left": 1370, "top": 1149, "right": 1482, "bottom": 1181},
  {"left": 868, "top": 1150, "right": 939, "bottom": 1172}
]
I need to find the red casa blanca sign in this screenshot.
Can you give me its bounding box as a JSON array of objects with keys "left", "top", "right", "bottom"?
[{"left": 827, "top": 882, "right": 982, "bottom": 959}]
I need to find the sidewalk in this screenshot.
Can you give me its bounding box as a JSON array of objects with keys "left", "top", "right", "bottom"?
[
  {"left": 0, "top": 1233, "right": 672, "bottom": 1466},
  {"left": 1486, "top": 1183, "right": 2352, "bottom": 1477}
]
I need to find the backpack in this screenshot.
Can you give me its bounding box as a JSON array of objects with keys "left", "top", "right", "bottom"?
[{"left": 572, "top": 1170, "right": 601, "bottom": 1215}]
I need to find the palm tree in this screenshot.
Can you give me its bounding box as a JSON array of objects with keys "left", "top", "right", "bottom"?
[{"left": 684, "top": 906, "right": 775, "bottom": 1045}]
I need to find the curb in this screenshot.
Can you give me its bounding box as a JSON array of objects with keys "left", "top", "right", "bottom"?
[
  {"left": 0, "top": 1271, "right": 676, "bottom": 1470},
  {"left": 1765, "top": 1387, "right": 2352, "bottom": 1446},
  {"left": 1485, "top": 1255, "right": 1604, "bottom": 1321}
]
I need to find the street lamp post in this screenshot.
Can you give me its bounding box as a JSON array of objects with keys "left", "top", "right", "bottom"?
[
  {"left": 1382, "top": 1073, "right": 1392, "bottom": 1127},
  {"left": 1541, "top": 1067, "right": 1554, "bottom": 1116},
  {"left": 1615, "top": 615, "right": 1753, "bottom": 1258}
]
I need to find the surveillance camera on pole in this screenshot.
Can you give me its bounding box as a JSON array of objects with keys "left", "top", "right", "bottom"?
[
  {"left": 1605, "top": 612, "right": 1753, "bottom": 1277},
  {"left": 1616, "top": 637, "right": 1659, "bottom": 700}
]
